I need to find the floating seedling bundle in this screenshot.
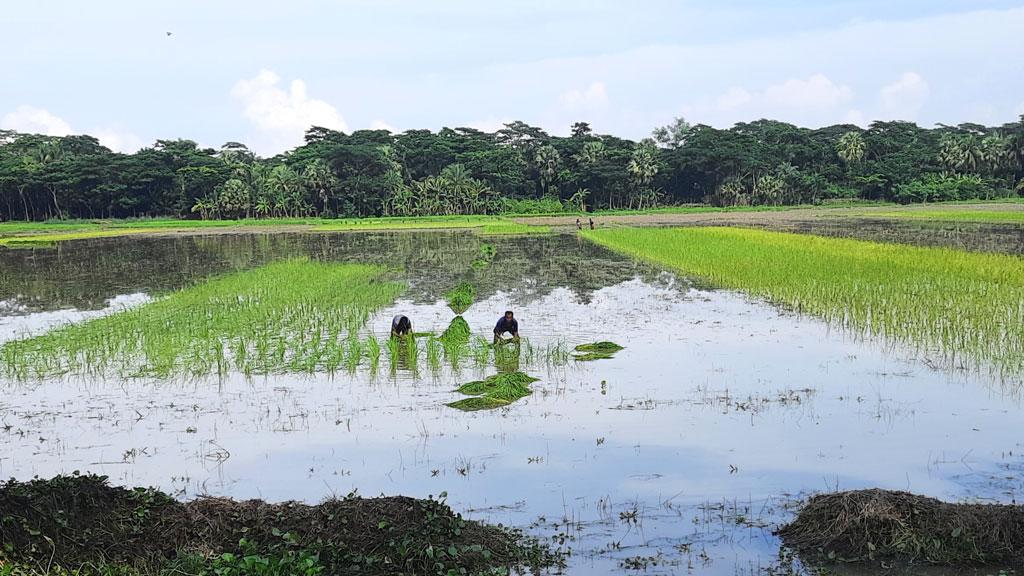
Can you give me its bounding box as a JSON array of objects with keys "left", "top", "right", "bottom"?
[
  {"left": 572, "top": 341, "right": 624, "bottom": 361},
  {"left": 447, "top": 372, "right": 539, "bottom": 411}
]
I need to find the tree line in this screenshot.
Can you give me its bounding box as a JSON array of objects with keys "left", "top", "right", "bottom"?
[{"left": 1, "top": 117, "right": 1022, "bottom": 221}]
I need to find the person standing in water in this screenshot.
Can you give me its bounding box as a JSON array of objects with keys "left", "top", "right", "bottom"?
[
  {"left": 391, "top": 314, "right": 412, "bottom": 338},
  {"left": 493, "top": 310, "right": 519, "bottom": 344}
]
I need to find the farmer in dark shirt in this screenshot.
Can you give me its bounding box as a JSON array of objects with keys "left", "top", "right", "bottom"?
[
  {"left": 391, "top": 314, "right": 412, "bottom": 338},
  {"left": 493, "top": 310, "right": 519, "bottom": 344}
]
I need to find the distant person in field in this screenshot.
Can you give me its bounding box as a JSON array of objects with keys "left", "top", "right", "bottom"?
[
  {"left": 493, "top": 310, "right": 519, "bottom": 344},
  {"left": 391, "top": 314, "right": 412, "bottom": 338},
  {"left": 589, "top": 217, "right": 595, "bottom": 230},
  {"left": 576, "top": 218, "right": 582, "bottom": 230}
]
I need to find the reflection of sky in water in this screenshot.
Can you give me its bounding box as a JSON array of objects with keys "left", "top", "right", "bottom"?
[{"left": 3, "top": 271, "right": 1023, "bottom": 574}]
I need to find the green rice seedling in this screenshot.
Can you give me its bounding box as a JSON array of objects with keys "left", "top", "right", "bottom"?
[
  {"left": 440, "top": 316, "right": 471, "bottom": 345},
  {"left": 572, "top": 341, "right": 625, "bottom": 361},
  {"left": 386, "top": 336, "right": 401, "bottom": 372},
  {"left": 445, "top": 282, "right": 476, "bottom": 314},
  {"left": 864, "top": 209, "right": 1024, "bottom": 225},
  {"left": 426, "top": 336, "right": 442, "bottom": 373},
  {"left": 583, "top": 226, "right": 1024, "bottom": 374},
  {"left": 344, "top": 335, "right": 363, "bottom": 373},
  {"left": 0, "top": 259, "right": 403, "bottom": 379},
  {"left": 470, "top": 337, "right": 492, "bottom": 367},
  {"left": 448, "top": 372, "right": 539, "bottom": 411},
  {"left": 365, "top": 335, "right": 381, "bottom": 374},
  {"left": 476, "top": 222, "right": 552, "bottom": 236}
]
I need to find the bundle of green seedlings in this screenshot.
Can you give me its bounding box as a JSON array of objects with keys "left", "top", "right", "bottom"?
[
  {"left": 0, "top": 473, "right": 563, "bottom": 576},
  {"left": 445, "top": 282, "right": 475, "bottom": 314},
  {"left": 583, "top": 227, "right": 1024, "bottom": 374},
  {"left": 447, "top": 372, "right": 540, "bottom": 411},
  {"left": 573, "top": 341, "right": 625, "bottom": 361},
  {"left": 0, "top": 259, "right": 403, "bottom": 379}
]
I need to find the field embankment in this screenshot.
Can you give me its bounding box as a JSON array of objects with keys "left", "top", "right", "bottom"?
[{"left": 0, "top": 474, "right": 560, "bottom": 575}]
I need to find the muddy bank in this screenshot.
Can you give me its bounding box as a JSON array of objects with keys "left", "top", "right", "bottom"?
[
  {"left": 778, "top": 489, "right": 1024, "bottom": 568},
  {"left": 0, "top": 474, "right": 560, "bottom": 574}
]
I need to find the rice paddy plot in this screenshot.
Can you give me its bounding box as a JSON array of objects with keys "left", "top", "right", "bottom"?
[
  {"left": 0, "top": 259, "right": 403, "bottom": 379},
  {"left": 583, "top": 226, "right": 1024, "bottom": 375}
]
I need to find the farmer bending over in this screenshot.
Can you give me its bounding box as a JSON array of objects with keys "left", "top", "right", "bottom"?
[
  {"left": 493, "top": 310, "right": 520, "bottom": 344},
  {"left": 391, "top": 314, "right": 412, "bottom": 338}
]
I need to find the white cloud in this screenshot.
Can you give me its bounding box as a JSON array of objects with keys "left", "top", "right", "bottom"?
[
  {"left": 878, "top": 72, "right": 930, "bottom": 120},
  {"left": 764, "top": 74, "right": 854, "bottom": 109},
  {"left": 231, "top": 69, "right": 348, "bottom": 155},
  {"left": 1, "top": 105, "right": 73, "bottom": 136},
  {"left": 93, "top": 128, "right": 145, "bottom": 153},
  {"left": 715, "top": 87, "right": 752, "bottom": 112},
  {"left": 561, "top": 82, "right": 609, "bottom": 112},
  {"left": 1, "top": 106, "right": 144, "bottom": 153},
  {"left": 842, "top": 109, "right": 867, "bottom": 127},
  {"left": 369, "top": 120, "right": 398, "bottom": 133}
]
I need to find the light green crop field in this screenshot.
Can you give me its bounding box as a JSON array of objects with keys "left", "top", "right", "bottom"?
[
  {"left": 582, "top": 227, "right": 1024, "bottom": 374},
  {"left": 1, "top": 260, "right": 403, "bottom": 379}
]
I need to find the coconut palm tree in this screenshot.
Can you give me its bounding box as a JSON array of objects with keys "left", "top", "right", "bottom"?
[{"left": 302, "top": 159, "right": 337, "bottom": 215}]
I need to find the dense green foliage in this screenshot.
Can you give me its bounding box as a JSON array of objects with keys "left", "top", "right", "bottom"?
[
  {"left": 448, "top": 372, "right": 540, "bottom": 411},
  {"left": 583, "top": 227, "right": 1024, "bottom": 374},
  {"left": 2, "top": 117, "right": 1022, "bottom": 221}
]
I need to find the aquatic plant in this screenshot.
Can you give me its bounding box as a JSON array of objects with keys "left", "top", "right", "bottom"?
[
  {"left": 0, "top": 260, "right": 403, "bottom": 379},
  {"left": 448, "top": 372, "right": 539, "bottom": 412},
  {"left": 445, "top": 282, "right": 476, "bottom": 314},
  {"left": 583, "top": 226, "right": 1024, "bottom": 374}
]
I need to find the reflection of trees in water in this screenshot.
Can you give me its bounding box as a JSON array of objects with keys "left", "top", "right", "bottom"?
[{"left": 0, "top": 232, "right": 665, "bottom": 315}]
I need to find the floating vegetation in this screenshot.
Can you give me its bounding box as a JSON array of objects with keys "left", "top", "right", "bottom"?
[
  {"left": 584, "top": 227, "right": 1024, "bottom": 374},
  {"left": 0, "top": 260, "right": 403, "bottom": 379},
  {"left": 572, "top": 341, "right": 624, "bottom": 361},
  {"left": 0, "top": 474, "right": 562, "bottom": 576},
  {"left": 779, "top": 489, "right": 1024, "bottom": 566},
  {"left": 445, "top": 282, "right": 476, "bottom": 314},
  {"left": 0, "top": 229, "right": 151, "bottom": 248},
  {"left": 448, "top": 372, "right": 539, "bottom": 412}
]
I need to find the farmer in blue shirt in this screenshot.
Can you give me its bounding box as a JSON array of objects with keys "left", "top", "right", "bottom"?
[{"left": 493, "top": 310, "right": 519, "bottom": 344}]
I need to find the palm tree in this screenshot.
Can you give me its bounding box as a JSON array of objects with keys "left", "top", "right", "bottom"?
[
  {"left": 575, "top": 141, "right": 605, "bottom": 166},
  {"left": 302, "top": 159, "right": 337, "bottom": 215},
  {"left": 567, "top": 188, "right": 590, "bottom": 212},
  {"left": 836, "top": 132, "right": 866, "bottom": 164},
  {"left": 534, "top": 145, "right": 561, "bottom": 196},
  {"left": 627, "top": 140, "right": 659, "bottom": 208}
]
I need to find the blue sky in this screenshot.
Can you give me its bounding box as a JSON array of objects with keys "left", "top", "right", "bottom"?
[{"left": 2, "top": 1, "right": 1023, "bottom": 155}]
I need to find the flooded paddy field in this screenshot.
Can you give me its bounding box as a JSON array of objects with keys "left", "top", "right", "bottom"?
[{"left": 1, "top": 226, "right": 1022, "bottom": 575}]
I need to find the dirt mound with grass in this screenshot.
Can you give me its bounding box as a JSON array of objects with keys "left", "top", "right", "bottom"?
[
  {"left": 778, "top": 489, "right": 1024, "bottom": 567},
  {"left": 0, "top": 474, "right": 561, "bottom": 575}
]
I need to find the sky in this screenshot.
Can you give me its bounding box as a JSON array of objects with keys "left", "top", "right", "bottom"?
[{"left": 2, "top": 0, "right": 1023, "bottom": 156}]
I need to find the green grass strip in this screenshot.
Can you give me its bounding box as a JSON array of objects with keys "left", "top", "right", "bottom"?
[
  {"left": 448, "top": 372, "right": 539, "bottom": 411},
  {"left": 863, "top": 209, "right": 1024, "bottom": 224},
  {"left": 1, "top": 259, "right": 403, "bottom": 379},
  {"left": 582, "top": 227, "right": 1024, "bottom": 374}
]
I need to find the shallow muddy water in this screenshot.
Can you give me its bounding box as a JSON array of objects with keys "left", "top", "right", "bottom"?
[{"left": 1, "top": 229, "right": 1022, "bottom": 575}]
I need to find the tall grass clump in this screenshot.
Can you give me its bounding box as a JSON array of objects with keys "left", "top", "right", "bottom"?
[
  {"left": 0, "top": 259, "right": 403, "bottom": 379},
  {"left": 583, "top": 227, "right": 1024, "bottom": 374}
]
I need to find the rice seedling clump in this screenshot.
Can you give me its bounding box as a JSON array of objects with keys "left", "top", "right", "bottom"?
[
  {"left": 572, "top": 341, "right": 624, "bottom": 361},
  {"left": 583, "top": 226, "right": 1024, "bottom": 374},
  {"left": 440, "top": 316, "right": 472, "bottom": 344},
  {"left": 448, "top": 372, "right": 539, "bottom": 411},
  {"left": 0, "top": 259, "right": 403, "bottom": 379},
  {"left": 445, "top": 282, "right": 476, "bottom": 314}
]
